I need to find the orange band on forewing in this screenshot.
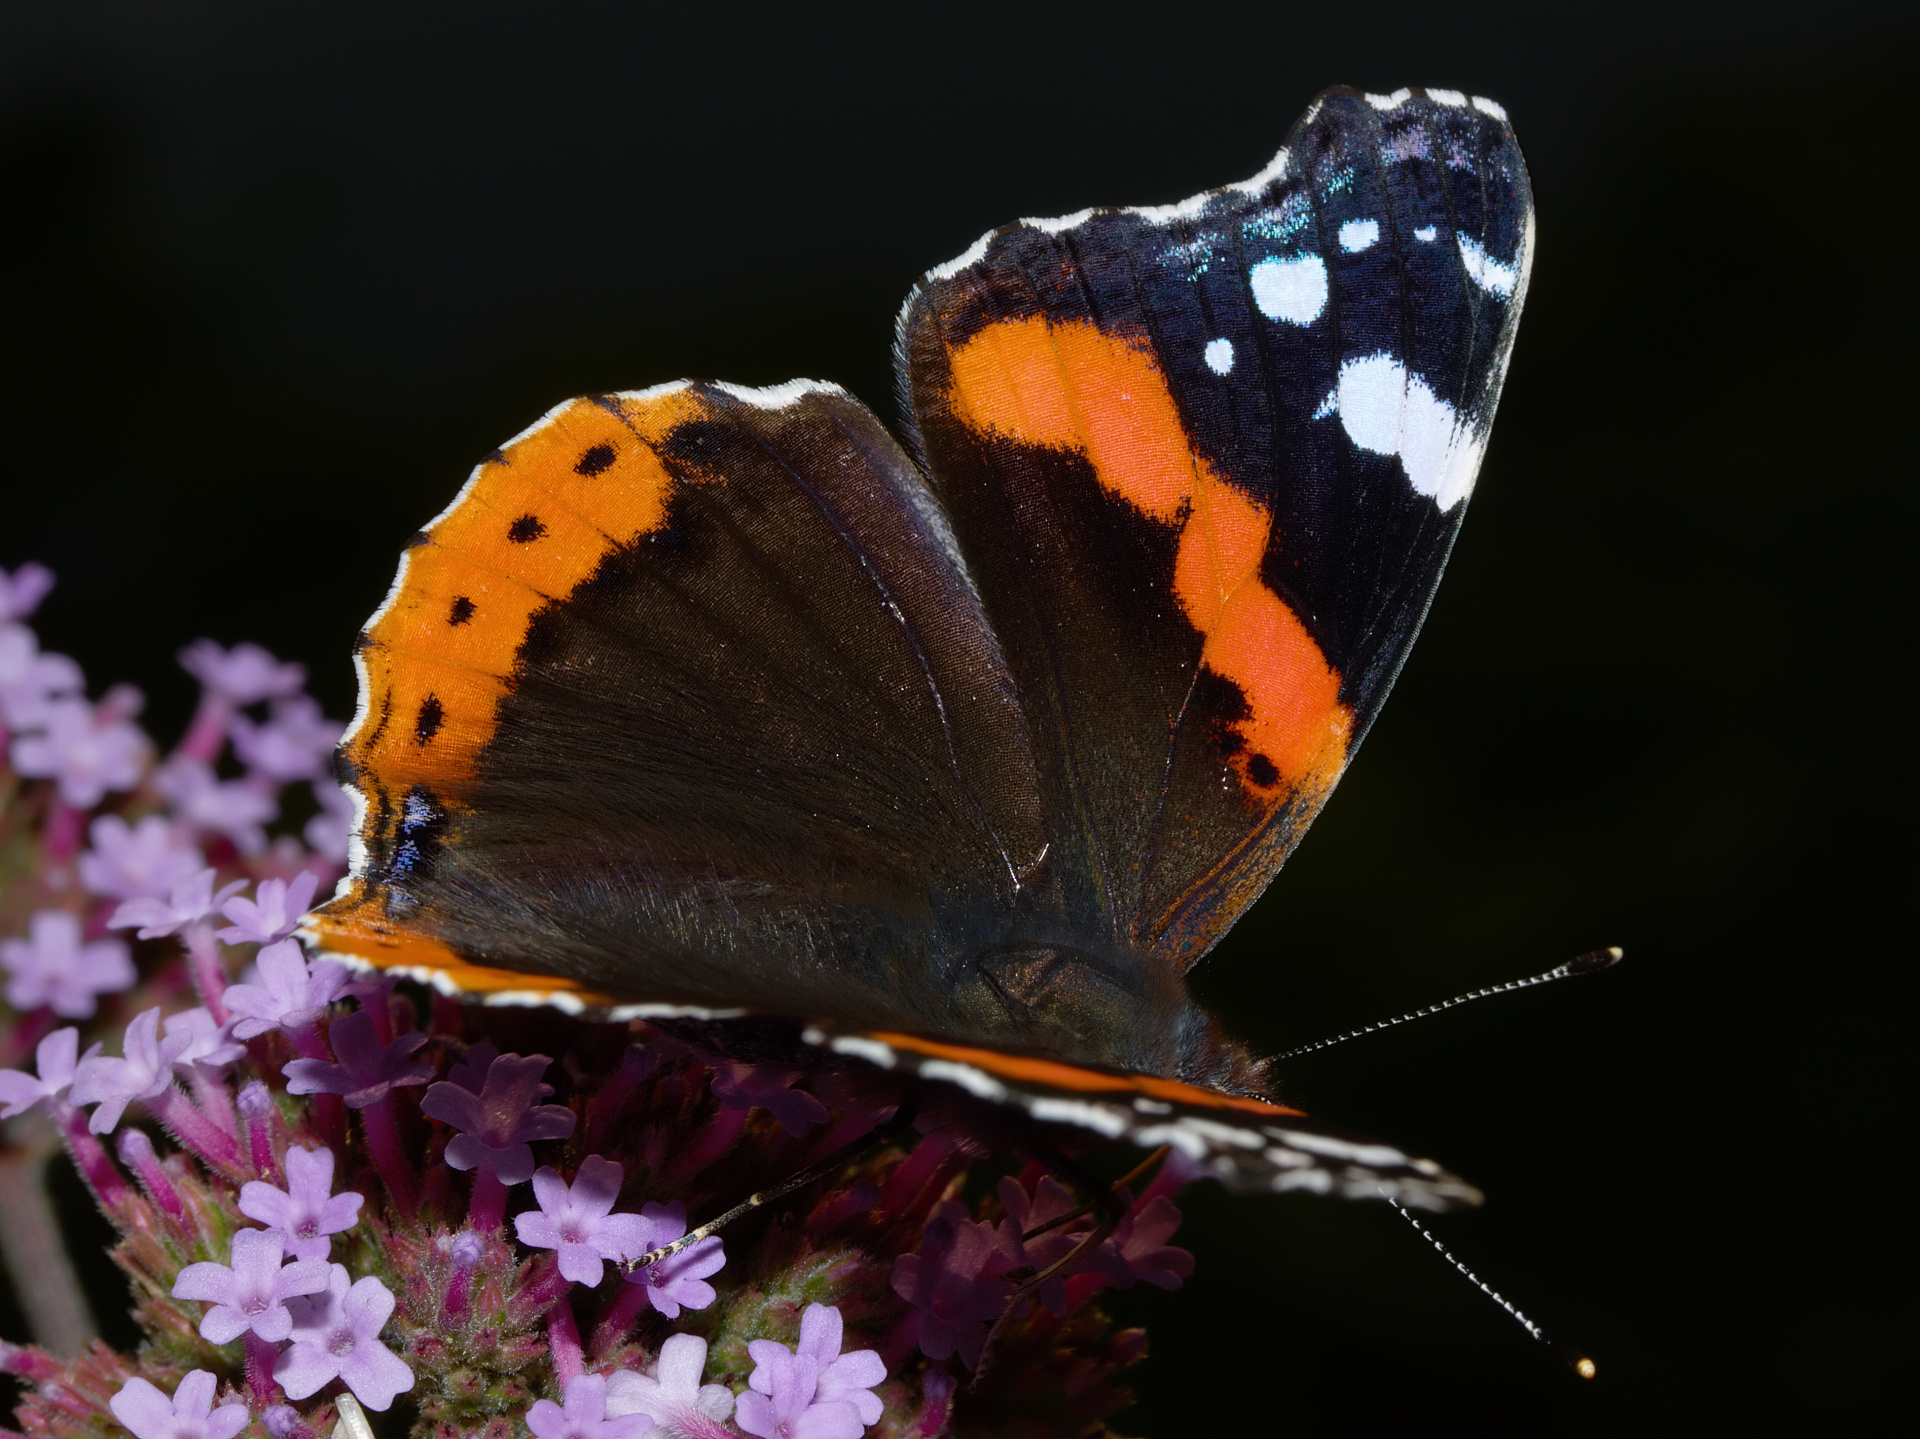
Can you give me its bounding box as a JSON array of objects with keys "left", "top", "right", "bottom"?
[
  {"left": 345, "top": 390, "right": 700, "bottom": 798},
  {"left": 945, "top": 317, "right": 1349, "bottom": 794},
  {"left": 868, "top": 1031, "right": 1304, "bottom": 1117}
]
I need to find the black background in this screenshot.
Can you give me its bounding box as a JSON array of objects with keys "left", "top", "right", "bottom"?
[{"left": 3, "top": 3, "right": 1909, "bottom": 1433}]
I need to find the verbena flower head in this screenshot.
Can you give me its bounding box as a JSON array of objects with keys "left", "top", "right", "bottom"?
[
  {"left": 605, "top": 1332, "right": 734, "bottom": 1432},
  {"left": 78, "top": 813, "right": 204, "bottom": 900},
  {"left": 736, "top": 1308, "right": 885, "bottom": 1439},
  {"left": 216, "top": 872, "right": 322, "bottom": 946},
  {"left": 177, "top": 639, "right": 307, "bottom": 705},
  {"left": 282, "top": 1009, "right": 432, "bottom": 1108},
  {"left": 421, "top": 1046, "right": 576, "bottom": 1185},
  {"left": 0, "top": 561, "right": 55, "bottom": 623},
  {"left": 171, "top": 1227, "right": 332, "bottom": 1344},
  {"left": 156, "top": 755, "right": 278, "bottom": 856},
  {"left": 620, "top": 1201, "right": 725, "bottom": 1320},
  {"left": 239, "top": 1145, "right": 365, "bottom": 1261},
  {"left": 70, "top": 1006, "right": 193, "bottom": 1133},
  {"left": 0, "top": 908, "right": 135, "bottom": 1018},
  {"left": 0, "top": 622, "right": 82, "bottom": 730},
  {"left": 0, "top": 594, "right": 1192, "bottom": 1439},
  {"left": 224, "top": 938, "right": 346, "bottom": 1038},
  {"left": 10, "top": 696, "right": 148, "bottom": 807},
  {"left": 514, "top": 1157, "right": 649, "bottom": 1285},
  {"left": 0, "top": 1027, "right": 99, "bottom": 1117},
  {"left": 109, "top": 868, "right": 249, "bottom": 940},
  {"left": 274, "top": 1264, "right": 414, "bottom": 1411},
  {"left": 228, "top": 696, "right": 343, "bottom": 784},
  {"left": 526, "top": 1373, "right": 653, "bottom": 1439},
  {"left": 109, "top": 1371, "right": 249, "bottom": 1439}
]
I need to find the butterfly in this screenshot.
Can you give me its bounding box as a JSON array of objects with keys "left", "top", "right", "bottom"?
[{"left": 304, "top": 85, "right": 1534, "bottom": 1212}]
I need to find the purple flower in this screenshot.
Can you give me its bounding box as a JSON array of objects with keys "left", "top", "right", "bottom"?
[
  {"left": 109, "top": 868, "right": 249, "bottom": 939},
  {"left": 0, "top": 623, "right": 82, "bottom": 730},
  {"left": 10, "top": 697, "right": 148, "bottom": 808},
  {"left": 710, "top": 1062, "right": 829, "bottom": 1137},
  {"left": 178, "top": 640, "right": 307, "bottom": 706},
  {"left": 77, "top": 814, "right": 205, "bottom": 901},
  {"left": 996, "top": 1174, "right": 1087, "bottom": 1315},
  {"left": 890, "top": 1199, "right": 1020, "bottom": 1369},
  {"left": 109, "top": 1370, "right": 249, "bottom": 1439},
  {"left": 166, "top": 1006, "right": 247, "bottom": 1071},
  {"left": 420, "top": 1045, "right": 576, "bottom": 1186},
  {"left": 283, "top": 1009, "right": 432, "bottom": 1109},
  {"left": 1, "top": 909, "right": 136, "bottom": 1018},
  {"left": 619, "top": 1201, "right": 725, "bottom": 1319},
  {"left": 792, "top": 1302, "right": 886, "bottom": 1427},
  {"left": 526, "top": 1373, "right": 654, "bottom": 1439},
  {"left": 171, "top": 1227, "right": 332, "bottom": 1344},
  {"left": 513, "top": 1156, "right": 650, "bottom": 1285},
  {"left": 737, "top": 1309, "right": 880, "bottom": 1439},
  {"left": 274, "top": 1264, "right": 414, "bottom": 1411},
  {"left": 0, "top": 1027, "right": 101, "bottom": 1118},
  {"left": 606, "top": 1333, "right": 735, "bottom": 1431},
  {"left": 216, "top": 872, "right": 322, "bottom": 946},
  {"left": 229, "top": 697, "right": 343, "bottom": 784},
  {"left": 304, "top": 781, "right": 356, "bottom": 864},
  {"left": 70, "top": 1007, "right": 191, "bottom": 1133},
  {"left": 0, "top": 562, "right": 55, "bottom": 624},
  {"left": 239, "top": 1145, "right": 365, "bottom": 1261},
  {"left": 1085, "top": 1193, "right": 1195, "bottom": 1292},
  {"left": 224, "top": 938, "right": 347, "bottom": 1038},
  {"left": 157, "top": 755, "right": 278, "bottom": 856}
]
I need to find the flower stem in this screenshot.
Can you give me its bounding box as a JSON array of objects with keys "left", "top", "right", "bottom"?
[
  {"left": 244, "top": 1330, "right": 278, "bottom": 1403},
  {"left": 0, "top": 1142, "right": 96, "bottom": 1354},
  {"left": 147, "top": 1086, "right": 240, "bottom": 1170},
  {"left": 56, "top": 1102, "right": 126, "bottom": 1207},
  {"left": 359, "top": 1098, "right": 418, "bottom": 1217},
  {"left": 546, "top": 1294, "right": 583, "bottom": 1385},
  {"left": 590, "top": 1281, "right": 649, "bottom": 1356},
  {"left": 114, "top": 1129, "right": 184, "bottom": 1220},
  {"left": 468, "top": 1166, "right": 508, "bottom": 1232},
  {"left": 182, "top": 923, "right": 230, "bottom": 1023}
]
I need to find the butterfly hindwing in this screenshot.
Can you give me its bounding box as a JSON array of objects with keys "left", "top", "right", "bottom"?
[{"left": 897, "top": 86, "right": 1533, "bottom": 970}]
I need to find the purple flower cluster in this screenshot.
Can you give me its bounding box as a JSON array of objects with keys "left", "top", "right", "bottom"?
[{"left": 0, "top": 558, "right": 1199, "bottom": 1439}]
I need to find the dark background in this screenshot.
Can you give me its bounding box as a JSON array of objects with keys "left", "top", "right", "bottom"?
[{"left": 3, "top": 3, "right": 1909, "bottom": 1433}]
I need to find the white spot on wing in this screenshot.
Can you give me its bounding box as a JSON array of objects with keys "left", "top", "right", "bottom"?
[
  {"left": 1324, "top": 352, "right": 1484, "bottom": 510},
  {"left": 1338, "top": 219, "right": 1380, "bottom": 253},
  {"left": 1366, "top": 89, "right": 1412, "bottom": 111},
  {"left": 1456, "top": 232, "right": 1519, "bottom": 298},
  {"left": 1427, "top": 88, "right": 1467, "bottom": 107},
  {"left": 916, "top": 1059, "right": 1008, "bottom": 1101},
  {"left": 1026, "top": 1097, "right": 1129, "bottom": 1137},
  {"left": 1471, "top": 95, "right": 1509, "bottom": 122},
  {"left": 826, "top": 1035, "right": 898, "bottom": 1069},
  {"left": 1249, "top": 254, "right": 1328, "bottom": 325},
  {"left": 1203, "top": 338, "right": 1234, "bottom": 374},
  {"left": 1414, "top": 225, "right": 1437, "bottom": 242}
]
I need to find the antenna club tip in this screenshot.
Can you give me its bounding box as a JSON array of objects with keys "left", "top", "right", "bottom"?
[
  {"left": 1575, "top": 1356, "right": 1597, "bottom": 1379},
  {"left": 1568, "top": 947, "right": 1624, "bottom": 975}
]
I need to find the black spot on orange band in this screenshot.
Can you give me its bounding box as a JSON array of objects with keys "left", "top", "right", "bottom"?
[
  {"left": 575, "top": 443, "right": 617, "bottom": 476},
  {"left": 448, "top": 596, "right": 475, "bottom": 626},
  {"left": 508, "top": 514, "right": 547, "bottom": 543},
  {"left": 415, "top": 695, "right": 444, "bottom": 744}
]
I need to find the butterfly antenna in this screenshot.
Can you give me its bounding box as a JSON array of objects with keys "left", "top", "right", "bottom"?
[
  {"left": 1272, "top": 947, "right": 1622, "bottom": 1063},
  {"left": 1391, "top": 1200, "right": 1596, "bottom": 1378}
]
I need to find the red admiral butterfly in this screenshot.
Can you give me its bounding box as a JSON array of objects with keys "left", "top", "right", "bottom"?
[{"left": 304, "top": 86, "right": 1533, "bottom": 1212}]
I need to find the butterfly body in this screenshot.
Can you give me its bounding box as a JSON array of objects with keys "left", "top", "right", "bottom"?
[{"left": 307, "top": 86, "right": 1532, "bottom": 1207}]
